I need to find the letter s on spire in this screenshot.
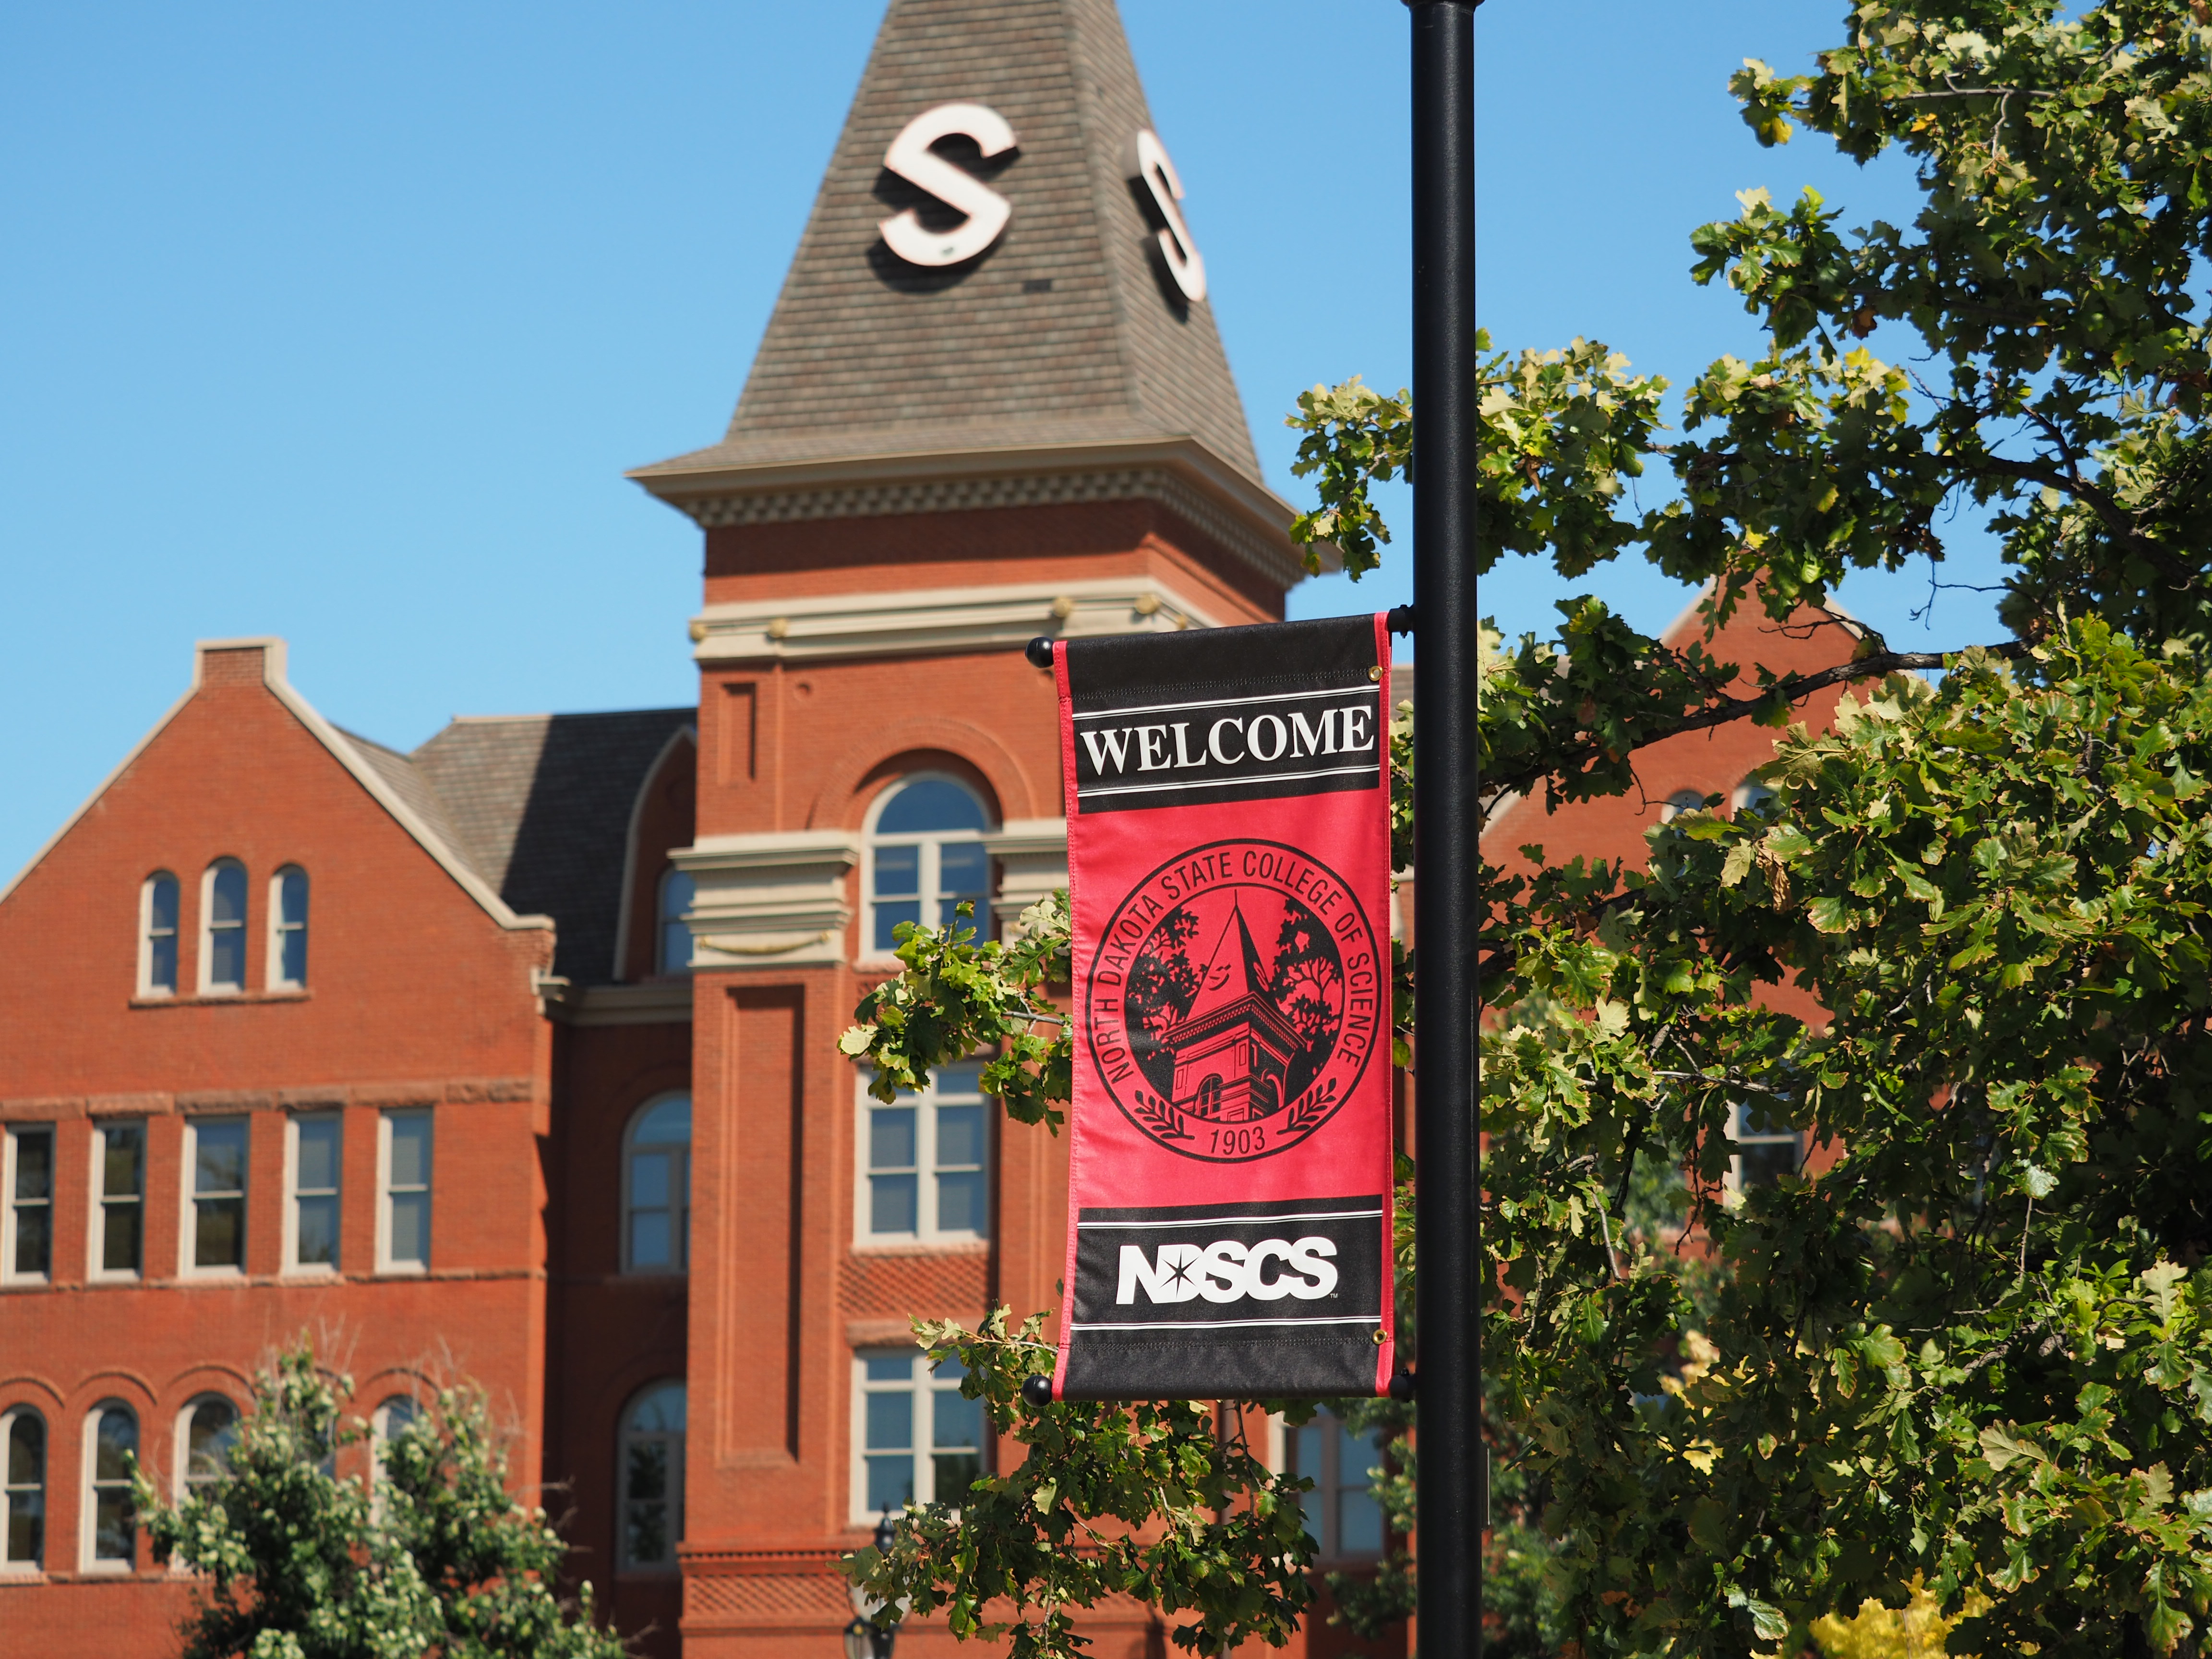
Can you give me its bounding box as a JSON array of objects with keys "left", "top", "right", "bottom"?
[
  {"left": 878, "top": 103, "right": 1017, "bottom": 267},
  {"left": 1127, "top": 128, "right": 1206, "bottom": 302}
]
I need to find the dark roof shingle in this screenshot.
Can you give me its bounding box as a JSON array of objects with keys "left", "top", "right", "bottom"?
[
  {"left": 633, "top": 0, "right": 1262, "bottom": 486},
  {"left": 377, "top": 709, "right": 695, "bottom": 986}
]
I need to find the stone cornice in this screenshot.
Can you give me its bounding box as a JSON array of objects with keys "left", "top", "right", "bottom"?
[
  {"left": 671, "top": 832, "right": 859, "bottom": 970},
  {"left": 688, "top": 577, "right": 1219, "bottom": 667},
  {"left": 540, "top": 981, "right": 694, "bottom": 1027},
  {"left": 630, "top": 438, "right": 1323, "bottom": 592}
]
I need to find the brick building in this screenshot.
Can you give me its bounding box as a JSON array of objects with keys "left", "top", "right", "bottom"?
[{"left": 0, "top": 2, "right": 1411, "bottom": 1655}]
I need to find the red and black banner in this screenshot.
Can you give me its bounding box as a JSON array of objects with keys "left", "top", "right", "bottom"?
[{"left": 1046, "top": 614, "right": 1397, "bottom": 1400}]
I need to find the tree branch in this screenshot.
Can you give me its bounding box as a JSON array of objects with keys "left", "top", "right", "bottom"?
[
  {"left": 1503, "top": 639, "right": 2030, "bottom": 801},
  {"left": 1969, "top": 454, "right": 2200, "bottom": 590}
]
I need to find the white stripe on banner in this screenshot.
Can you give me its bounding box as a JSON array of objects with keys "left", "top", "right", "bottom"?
[
  {"left": 1069, "top": 1315, "right": 1382, "bottom": 1332},
  {"left": 1083, "top": 765, "right": 1375, "bottom": 799},
  {"left": 1072, "top": 685, "right": 1371, "bottom": 721},
  {"left": 1078, "top": 1209, "right": 1386, "bottom": 1229}
]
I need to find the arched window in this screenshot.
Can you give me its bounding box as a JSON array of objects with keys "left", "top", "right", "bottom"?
[
  {"left": 618, "top": 1382, "right": 685, "bottom": 1572},
  {"left": 624, "top": 1096, "right": 691, "bottom": 1274},
  {"left": 85, "top": 1403, "right": 136, "bottom": 1567},
  {"left": 866, "top": 776, "right": 991, "bottom": 956},
  {"left": 141, "top": 873, "right": 180, "bottom": 998},
  {"left": 178, "top": 1397, "right": 237, "bottom": 1498},
  {"left": 657, "top": 868, "right": 695, "bottom": 976},
  {"left": 1658, "top": 789, "right": 1706, "bottom": 823},
  {"left": 201, "top": 861, "right": 247, "bottom": 994},
  {"left": 1732, "top": 775, "right": 1777, "bottom": 817},
  {"left": 268, "top": 867, "right": 308, "bottom": 990},
  {"left": 2, "top": 1407, "right": 44, "bottom": 1569}
]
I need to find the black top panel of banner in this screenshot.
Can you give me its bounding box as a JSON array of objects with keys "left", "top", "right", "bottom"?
[{"left": 1064, "top": 615, "right": 1383, "bottom": 814}]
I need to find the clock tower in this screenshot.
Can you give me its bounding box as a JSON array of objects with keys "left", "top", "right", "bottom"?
[{"left": 626, "top": 0, "right": 1318, "bottom": 1652}]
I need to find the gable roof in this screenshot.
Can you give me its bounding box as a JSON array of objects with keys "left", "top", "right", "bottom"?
[
  {"left": 410, "top": 709, "right": 696, "bottom": 985},
  {"left": 0, "top": 639, "right": 552, "bottom": 933},
  {"left": 1, "top": 641, "right": 694, "bottom": 986},
  {"left": 629, "top": 0, "right": 1301, "bottom": 578}
]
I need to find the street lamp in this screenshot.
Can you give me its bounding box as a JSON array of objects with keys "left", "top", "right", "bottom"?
[{"left": 843, "top": 1512, "right": 901, "bottom": 1659}]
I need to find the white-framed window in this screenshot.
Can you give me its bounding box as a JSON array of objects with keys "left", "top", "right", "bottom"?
[
  {"left": 622, "top": 1095, "right": 691, "bottom": 1274},
  {"left": 371, "top": 1395, "right": 420, "bottom": 1513},
  {"left": 183, "top": 1118, "right": 249, "bottom": 1274},
  {"left": 83, "top": 1402, "right": 137, "bottom": 1570},
  {"left": 856, "top": 1062, "right": 988, "bottom": 1246},
  {"left": 1658, "top": 789, "right": 1707, "bottom": 823},
  {"left": 377, "top": 1110, "right": 433, "bottom": 1274},
  {"left": 1286, "top": 1410, "right": 1386, "bottom": 1562},
  {"left": 3, "top": 1126, "right": 54, "bottom": 1283},
  {"left": 91, "top": 1121, "right": 145, "bottom": 1278},
  {"left": 199, "top": 860, "right": 248, "bottom": 995},
  {"left": 286, "top": 1114, "right": 342, "bottom": 1273},
  {"left": 852, "top": 1351, "right": 982, "bottom": 1522},
  {"left": 864, "top": 775, "right": 992, "bottom": 958},
  {"left": 175, "top": 1397, "right": 237, "bottom": 1500},
  {"left": 1732, "top": 774, "right": 1777, "bottom": 817},
  {"left": 1728, "top": 1100, "right": 1801, "bottom": 1191},
  {"left": 2, "top": 1407, "right": 45, "bottom": 1570},
  {"left": 140, "top": 871, "right": 180, "bottom": 998},
  {"left": 618, "top": 1381, "right": 685, "bottom": 1572},
  {"left": 658, "top": 868, "right": 695, "bottom": 976},
  {"left": 268, "top": 866, "right": 309, "bottom": 990}
]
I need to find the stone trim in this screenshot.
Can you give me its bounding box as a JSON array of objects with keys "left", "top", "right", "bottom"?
[
  {"left": 672, "top": 831, "right": 859, "bottom": 971},
  {"left": 691, "top": 576, "right": 1216, "bottom": 668},
  {"left": 542, "top": 981, "right": 696, "bottom": 1027},
  {"left": 0, "top": 1078, "right": 537, "bottom": 1119},
  {"left": 984, "top": 817, "right": 1069, "bottom": 935}
]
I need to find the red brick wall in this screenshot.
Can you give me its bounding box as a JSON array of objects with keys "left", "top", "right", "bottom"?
[
  {"left": 544, "top": 1016, "right": 695, "bottom": 1658},
  {"left": 0, "top": 643, "right": 553, "bottom": 1654},
  {"left": 704, "top": 499, "right": 1289, "bottom": 624}
]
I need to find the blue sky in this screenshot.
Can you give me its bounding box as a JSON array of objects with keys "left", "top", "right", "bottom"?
[{"left": 0, "top": 2, "right": 2004, "bottom": 880}]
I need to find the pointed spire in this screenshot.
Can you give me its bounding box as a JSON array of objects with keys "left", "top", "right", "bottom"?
[
  {"left": 631, "top": 0, "right": 1305, "bottom": 589},
  {"left": 1184, "top": 898, "right": 1273, "bottom": 1027}
]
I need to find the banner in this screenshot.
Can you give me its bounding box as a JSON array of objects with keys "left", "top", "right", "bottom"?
[{"left": 1046, "top": 614, "right": 1396, "bottom": 1400}]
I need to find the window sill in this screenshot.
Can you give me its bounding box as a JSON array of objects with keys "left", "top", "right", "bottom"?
[
  {"left": 132, "top": 991, "right": 311, "bottom": 1010},
  {"left": 180, "top": 1265, "right": 246, "bottom": 1281},
  {"left": 851, "top": 1238, "right": 991, "bottom": 1256}
]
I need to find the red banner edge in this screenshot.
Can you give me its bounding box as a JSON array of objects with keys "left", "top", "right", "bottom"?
[
  {"left": 1370, "top": 609, "right": 1398, "bottom": 1398},
  {"left": 1049, "top": 638, "right": 1081, "bottom": 1403}
]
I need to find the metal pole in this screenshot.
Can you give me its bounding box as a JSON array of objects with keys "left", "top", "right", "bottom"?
[{"left": 1407, "top": 1, "right": 1480, "bottom": 1654}]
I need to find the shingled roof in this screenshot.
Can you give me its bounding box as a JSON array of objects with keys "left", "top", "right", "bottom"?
[
  {"left": 404, "top": 710, "right": 694, "bottom": 986},
  {"left": 630, "top": 0, "right": 1300, "bottom": 581},
  {"left": 321, "top": 709, "right": 694, "bottom": 986}
]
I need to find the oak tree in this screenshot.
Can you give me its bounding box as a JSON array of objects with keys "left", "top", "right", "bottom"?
[{"left": 842, "top": 2, "right": 2212, "bottom": 1653}]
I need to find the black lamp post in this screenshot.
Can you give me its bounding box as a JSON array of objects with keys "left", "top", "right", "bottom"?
[
  {"left": 844, "top": 1513, "right": 901, "bottom": 1659},
  {"left": 1406, "top": 1, "right": 1483, "bottom": 1655}
]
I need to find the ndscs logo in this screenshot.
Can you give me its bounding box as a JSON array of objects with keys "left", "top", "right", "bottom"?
[{"left": 1116, "top": 1236, "right": 1340, "bottom": 1305}]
